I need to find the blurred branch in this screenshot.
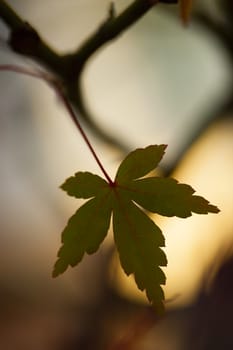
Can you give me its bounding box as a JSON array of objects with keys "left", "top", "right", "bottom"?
[
  {"left": 162, "top": 1, "right": 233, "bottom": 176},
  {"left": 0, "top": 0, "right": 177, "bottom": 152},
  {"left": 0, "top": 1, "right": 65, "bottom": 74},
  {"left": 64, "top": 0, "right": 178, "bottom": 78},
  {"left": 164, "top": 96, "right": 233, "bottom": 176},
  {"left": 6, "top": 0, "right": 229, "bottom": 177},
  {"left": 196, "top": 14, "right": 233, "bottom": 61}
]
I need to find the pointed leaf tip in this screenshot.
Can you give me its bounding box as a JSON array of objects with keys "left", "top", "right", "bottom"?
[
  {"left": 190, "top": 195, "right": 220, "bottom": 215},
  {"left": 61, "top": 172, "right": 108, "bottom": 199},
  {"left": 116, "top": 144, "right": 167, "bottom": 182},
  {"left": 113, "top": 197, "right": 166, "bottom": 310},
  {"left": 127, "top": 177, "right": 220, "bottom": 218},
  {"left": 52, "top": 258, "right": 68, "bottom": 277}
]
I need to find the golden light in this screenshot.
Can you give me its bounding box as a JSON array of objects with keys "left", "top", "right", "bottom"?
[{"left": 110, "top": 119, "right": 233, "bottom": 308}]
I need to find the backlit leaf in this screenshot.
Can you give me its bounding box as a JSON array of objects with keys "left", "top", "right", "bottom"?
[{"left": 54, "top": 144, "right": 219, "bottom": 312}]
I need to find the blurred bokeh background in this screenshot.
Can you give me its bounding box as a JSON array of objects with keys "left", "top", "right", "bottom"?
[{"left": 0, "top": 0, "right": 233, "bottom": 349}]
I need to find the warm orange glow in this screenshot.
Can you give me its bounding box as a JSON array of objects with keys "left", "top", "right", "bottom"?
[{"left": 111, "top": 120, "right": 233, "bottom": 308}]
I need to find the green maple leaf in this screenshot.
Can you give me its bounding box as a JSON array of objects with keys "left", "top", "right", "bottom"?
[{"left": 53, "top": 145, "right": 219, "bottom": 312}]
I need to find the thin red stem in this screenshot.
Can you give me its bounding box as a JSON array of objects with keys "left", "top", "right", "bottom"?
[
  {"left": 0, "top": 64, "right": 47, "bottom": 79},
  {"left": 55, "top": 88, "right": 114, "bottom": 185},
  {"left": 0, "top": 64, "right": 114, "bottom": 185}
]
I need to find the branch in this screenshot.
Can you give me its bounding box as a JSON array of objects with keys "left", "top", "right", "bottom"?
[
  {"left": 162, "top": 5, "right": 233, "bottom": 176},
  {"left": 0, "top": 0, "right": 23, "bottom": 29},
  {"left": 0, "top": 0, "right": 177, "bottom": 151},
  {"left": 65, "top": 0, "right": 178, "bottom": 76},
  {"left": 0, "top": 1, "right": 67, "bottom": 74},
  {"left": 196, "top": 12, "right": 233, "bottom": 61}
]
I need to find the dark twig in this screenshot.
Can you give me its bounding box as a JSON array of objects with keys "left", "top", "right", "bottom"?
[{"left": 0, "top": 0, "right": 177, "bottom": 152}]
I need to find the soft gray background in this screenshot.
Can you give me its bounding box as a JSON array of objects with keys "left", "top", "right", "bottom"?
[{"left": 0, "top": 1, "right": 232, "bottom": 348}]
